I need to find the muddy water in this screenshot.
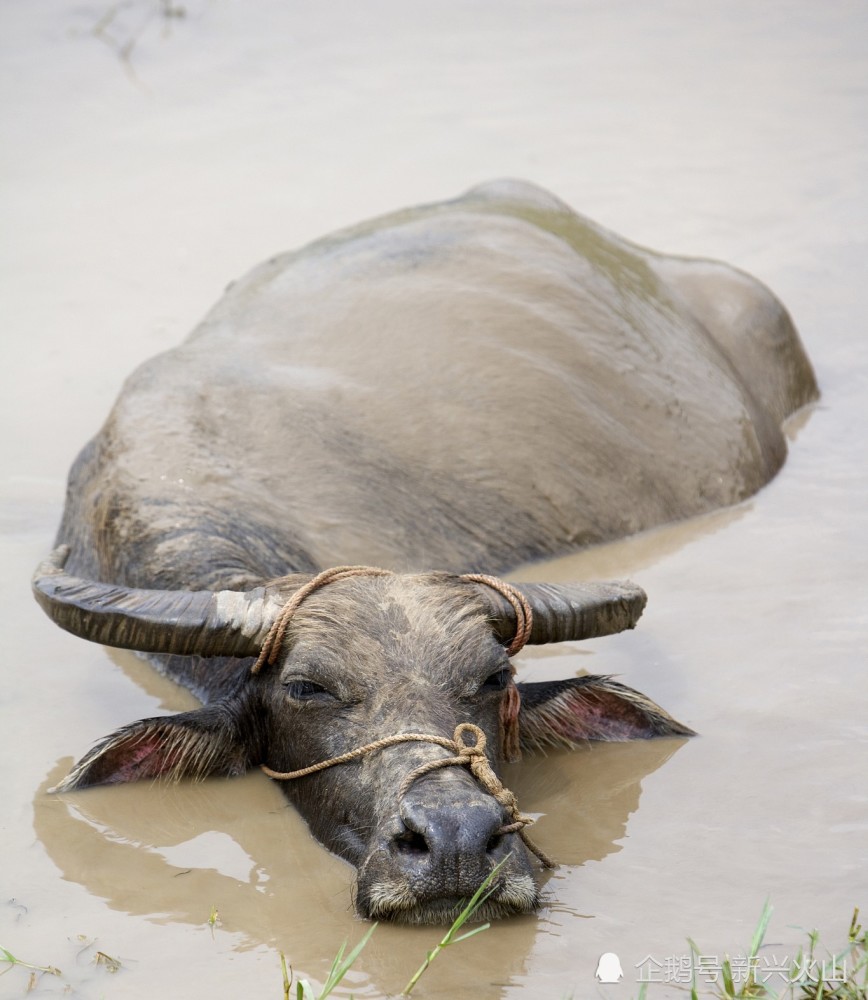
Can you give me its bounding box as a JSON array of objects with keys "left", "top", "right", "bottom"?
[{"left": 1, "top": 1, "right": 866, "bottom": 997}]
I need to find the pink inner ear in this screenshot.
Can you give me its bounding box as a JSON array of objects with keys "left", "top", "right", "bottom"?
[
  {"left": 117, "top": 738, "right": 162, "bottom": 781},
  {"left": 60, "top": 705, "right": 250, "bottom": 791},
  {"left": 519, "top": 678, "right": 694, "bottom": 751},
  {"left": 556, "top": 686, "right": 667, "bottom": 741},
  {"left": 110, "top": 730, "right": 181, "bottom": 782}
]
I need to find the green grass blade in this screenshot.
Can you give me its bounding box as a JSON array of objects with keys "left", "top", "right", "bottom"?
[
  {"left": 279, "top": 952, "right": 291, "bottom": 1000},
  {"left": 318, "top": 923, "right": 377, "bottom": 997},
  {"left": 403, "top": 857, "right": 508, "bottom": 994},
  {"left": 721, "top": 956, "right": 734, "bottom": 996},
  {"left": 0, "top": 945, "right": 61, "bottom": 977},
  {"left": 324, "top": 940, "right": 347, "bottom": 985},
  {"left": 450, "top": 923, "right": 491, "bottom": 945},
  {"left": 686, "top": 937, "right": 700, "bottom": 1000},
  {"left": 749, "top": 899, "right": 774, "bottom": 960},
  {"left": 441, "top": 860, "right": 507, "bottom": 941}
]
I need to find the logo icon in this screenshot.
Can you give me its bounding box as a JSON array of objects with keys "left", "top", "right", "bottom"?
[{"left": 595, "top": 952, "right": 624, "bottom": 983}]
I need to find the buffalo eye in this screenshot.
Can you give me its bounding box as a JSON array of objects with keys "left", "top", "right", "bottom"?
[
  {"left": 482, "top": 668, "right": 511, "bottom": 691},
  {"left": 284, "top": 679, "right": 334, "bottom": 701}
]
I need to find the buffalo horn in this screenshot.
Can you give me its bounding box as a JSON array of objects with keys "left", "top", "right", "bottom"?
[
  {"left": 34, "top": 548, "right": 647, "bottom": 657},
  {"left": 473, "top": 580, "right": 647, "bottom": 647},
  {"left": 31, "top": 546, "right": 286, "bottom": 658}
]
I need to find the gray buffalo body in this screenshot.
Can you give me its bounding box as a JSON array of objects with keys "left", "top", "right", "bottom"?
[{"left": 33, "top": 181, "right": 817, "bottom": 923}]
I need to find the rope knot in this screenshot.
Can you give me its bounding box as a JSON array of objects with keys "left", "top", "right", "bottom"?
[
  {"left": 394, "top": 723, "right": 555, "bottom": 868},
  {"left": 452, "top": 724, "right": 513, "bottom": 809},
  {"left": 453, "top": 728, "right": 531, "bottom": 838},
  {"left": 453, "top": 722, "right": 487, "bottom": 759}
]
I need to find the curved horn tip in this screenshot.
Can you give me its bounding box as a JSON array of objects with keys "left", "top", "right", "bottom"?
[
  {"left": 621, "top": 579, "right": 648, "bottom": 609},
  {"left": 33, "top": 544, "right": 71, "bottom": 581}
]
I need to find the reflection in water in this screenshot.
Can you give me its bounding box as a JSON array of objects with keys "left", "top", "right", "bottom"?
[
  {"left": 35, "top": 763, "right": 342, "bottom": 946},
  {"left": 104, "top": 647, "right": 201, "bottom": 713},
  {"left": 6, "top": 0, "right": 865, "bottom": 994},
  {"left": 34, "top": 761, "right": 542, "bottom": 990},
  {"left": 34, "top": 735, "right": 686, "bottom": 979},
  {"left": 507, "top": 739, "right": 687, "bottom": 868}
]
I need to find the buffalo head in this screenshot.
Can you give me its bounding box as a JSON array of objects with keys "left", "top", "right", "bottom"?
[{"left": 33, "top": 547, "right": 691, "bottom": 924}]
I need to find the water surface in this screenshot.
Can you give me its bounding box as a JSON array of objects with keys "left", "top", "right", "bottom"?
[{"left": 1, "top": 2, "right": 865, "bottom": 997}]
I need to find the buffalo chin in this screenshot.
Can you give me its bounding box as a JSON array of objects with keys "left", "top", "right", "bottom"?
[{"left": 356, "top": 875, "right": 539, "bottom": 926}]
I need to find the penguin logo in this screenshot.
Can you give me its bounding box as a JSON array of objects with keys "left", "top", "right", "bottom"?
[{"left": 595, "top": 952, "right": 624, "bottom": 983}]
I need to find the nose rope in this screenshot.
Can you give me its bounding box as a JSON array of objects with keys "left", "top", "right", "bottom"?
[{"left": 261, "top": 722, "right": 556, "bottom": 869}]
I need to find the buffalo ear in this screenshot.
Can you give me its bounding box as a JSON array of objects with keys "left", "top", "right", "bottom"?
[
  {"left": 517, "top": 676, "right": 695, "bottom": 752},
  {"left": 52, "top": 701, "right": 253, "bottom": 791}
]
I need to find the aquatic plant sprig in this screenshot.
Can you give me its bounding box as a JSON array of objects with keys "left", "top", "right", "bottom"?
[
  {"left": 0, "top": 944, "right": 61, "bottom": 979},
  {"left": 402, "top": 855, "right": 511, "bottom": 995},
  {"left": 278, "top": 857, "right": 508, "bottom": 998},
  {"left": 287, "top": 923, "right": 378, "bottom": 1000},
  {"left": 687, "top": 897, "right": 773, "bottom": 999}
]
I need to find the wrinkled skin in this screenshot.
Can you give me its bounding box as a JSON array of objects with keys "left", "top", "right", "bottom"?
[{"left": 35, "top": 180, "right": 817, "bottom": 923}]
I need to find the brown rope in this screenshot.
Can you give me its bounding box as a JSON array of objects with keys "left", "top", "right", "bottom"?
[
  {"left": 459, "top": 574, "right": 534, "bottom": 657},
  {"left": 251, "top": 565, "right": 534, "bottom": 674},
  {"left": 261, "top": 722, "right": 556, "bottom": 868},
  {"left": 260, "top": 732, "right": 458, "bottom": 781},
  {"left": 251, "top": 565, "right": 394, "bottom": 674},
  {"left": 252, "top": 568, "right": 550, "bottom": 862}
]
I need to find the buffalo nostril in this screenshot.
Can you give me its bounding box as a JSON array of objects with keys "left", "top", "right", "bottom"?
[
  {"left": 394, "top": 829, "right": 429, "bottom": 855},
  {"left": 486, "top": 833, "right": 503, "bottom": 854}
]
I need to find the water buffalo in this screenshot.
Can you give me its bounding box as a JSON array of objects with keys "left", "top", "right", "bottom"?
[{"left": 32, "top": 180, "right": 817, "bottom": 924}]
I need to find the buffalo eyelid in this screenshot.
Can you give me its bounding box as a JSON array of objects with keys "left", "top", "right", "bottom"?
[{"left": 283, "top": 678, "right": 336, "bottom": 701}]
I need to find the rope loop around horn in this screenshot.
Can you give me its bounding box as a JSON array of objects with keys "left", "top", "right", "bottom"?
[
  {"left": 251, "top": 565, "right": 394, "bottom": 674},
  {"left": 458, "top": 573, "right": 533, "bottom": 656}
]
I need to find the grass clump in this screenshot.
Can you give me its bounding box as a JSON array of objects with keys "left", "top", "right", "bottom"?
[
  {"left": 679, "top": 904, "right": 867, "bottom": 1000},
  {"left": 280, "top": 894, "right": 866, "bottom": 999},
  {"left": 773, "top": 907, "right": 867, "bottom": 1000},
  {"left": 686, "top": 898, "right": 774, "bottom": 998}
]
